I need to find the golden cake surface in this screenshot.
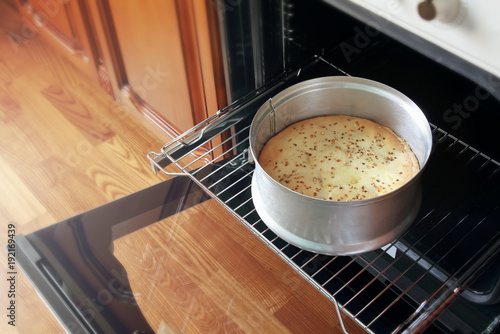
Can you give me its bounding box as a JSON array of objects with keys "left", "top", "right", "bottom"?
[{"left": 258, "top": 115, "right": 419, "bottom": 201}]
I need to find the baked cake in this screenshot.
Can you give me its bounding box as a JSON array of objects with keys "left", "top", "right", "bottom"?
[{"left": 258, "top": 115, "right": 419, "bottom": 201}]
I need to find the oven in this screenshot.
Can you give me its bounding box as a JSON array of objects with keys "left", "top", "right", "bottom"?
[{"left": 13, "top": 0, "right": 500, "bottom": 333}]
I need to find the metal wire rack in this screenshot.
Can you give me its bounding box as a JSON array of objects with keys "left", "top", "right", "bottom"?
[{"left": 147, "top": 64, "right": 500, "bottom": 333}]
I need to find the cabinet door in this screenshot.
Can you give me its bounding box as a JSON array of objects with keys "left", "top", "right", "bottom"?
[{"left": 88, "top": 0, "right": 224, "bottom": 138}]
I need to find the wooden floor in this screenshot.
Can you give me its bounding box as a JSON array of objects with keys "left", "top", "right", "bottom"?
[
  {"left": 0, "top": 1, "right": 174, "bottom": 332},
  {"left": 0, "top": 1, "right": 367, "bottom": 334}
]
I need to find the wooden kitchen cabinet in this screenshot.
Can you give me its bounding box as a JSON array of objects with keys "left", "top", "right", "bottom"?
[
  {"left": 89, "top": 0, "right": 226, "bottom": 139},
  {"left": 14, "top": 0, "right": 226, "bottom": 140},
  {"left": 91, "top": 0, "right": 218, "bottom": 136}
]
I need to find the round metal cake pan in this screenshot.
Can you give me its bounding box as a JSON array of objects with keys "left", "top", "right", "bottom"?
[{"left": 249, "top": 76, "right": 432, "bottom": 255}]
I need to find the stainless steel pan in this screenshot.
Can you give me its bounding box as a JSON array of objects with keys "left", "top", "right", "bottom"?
[{"left": 250, "top": 76, "right": 433, "bottom": 255}]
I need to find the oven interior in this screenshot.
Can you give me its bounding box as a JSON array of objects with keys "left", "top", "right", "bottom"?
[{"left": 15, "top": 1, "right": 500, "bottom": 333}]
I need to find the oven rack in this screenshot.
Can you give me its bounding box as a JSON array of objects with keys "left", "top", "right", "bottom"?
[{"left": 147, "top": 84, "right": 500, "bottom": 333}]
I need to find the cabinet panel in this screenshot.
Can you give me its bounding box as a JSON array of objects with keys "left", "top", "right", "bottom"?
[
  {"left": 88, "top": 0, "right": 226, "bottom": 144},
  {"left": 107, "top": 0, "right": 194, "bottom": 134}
]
